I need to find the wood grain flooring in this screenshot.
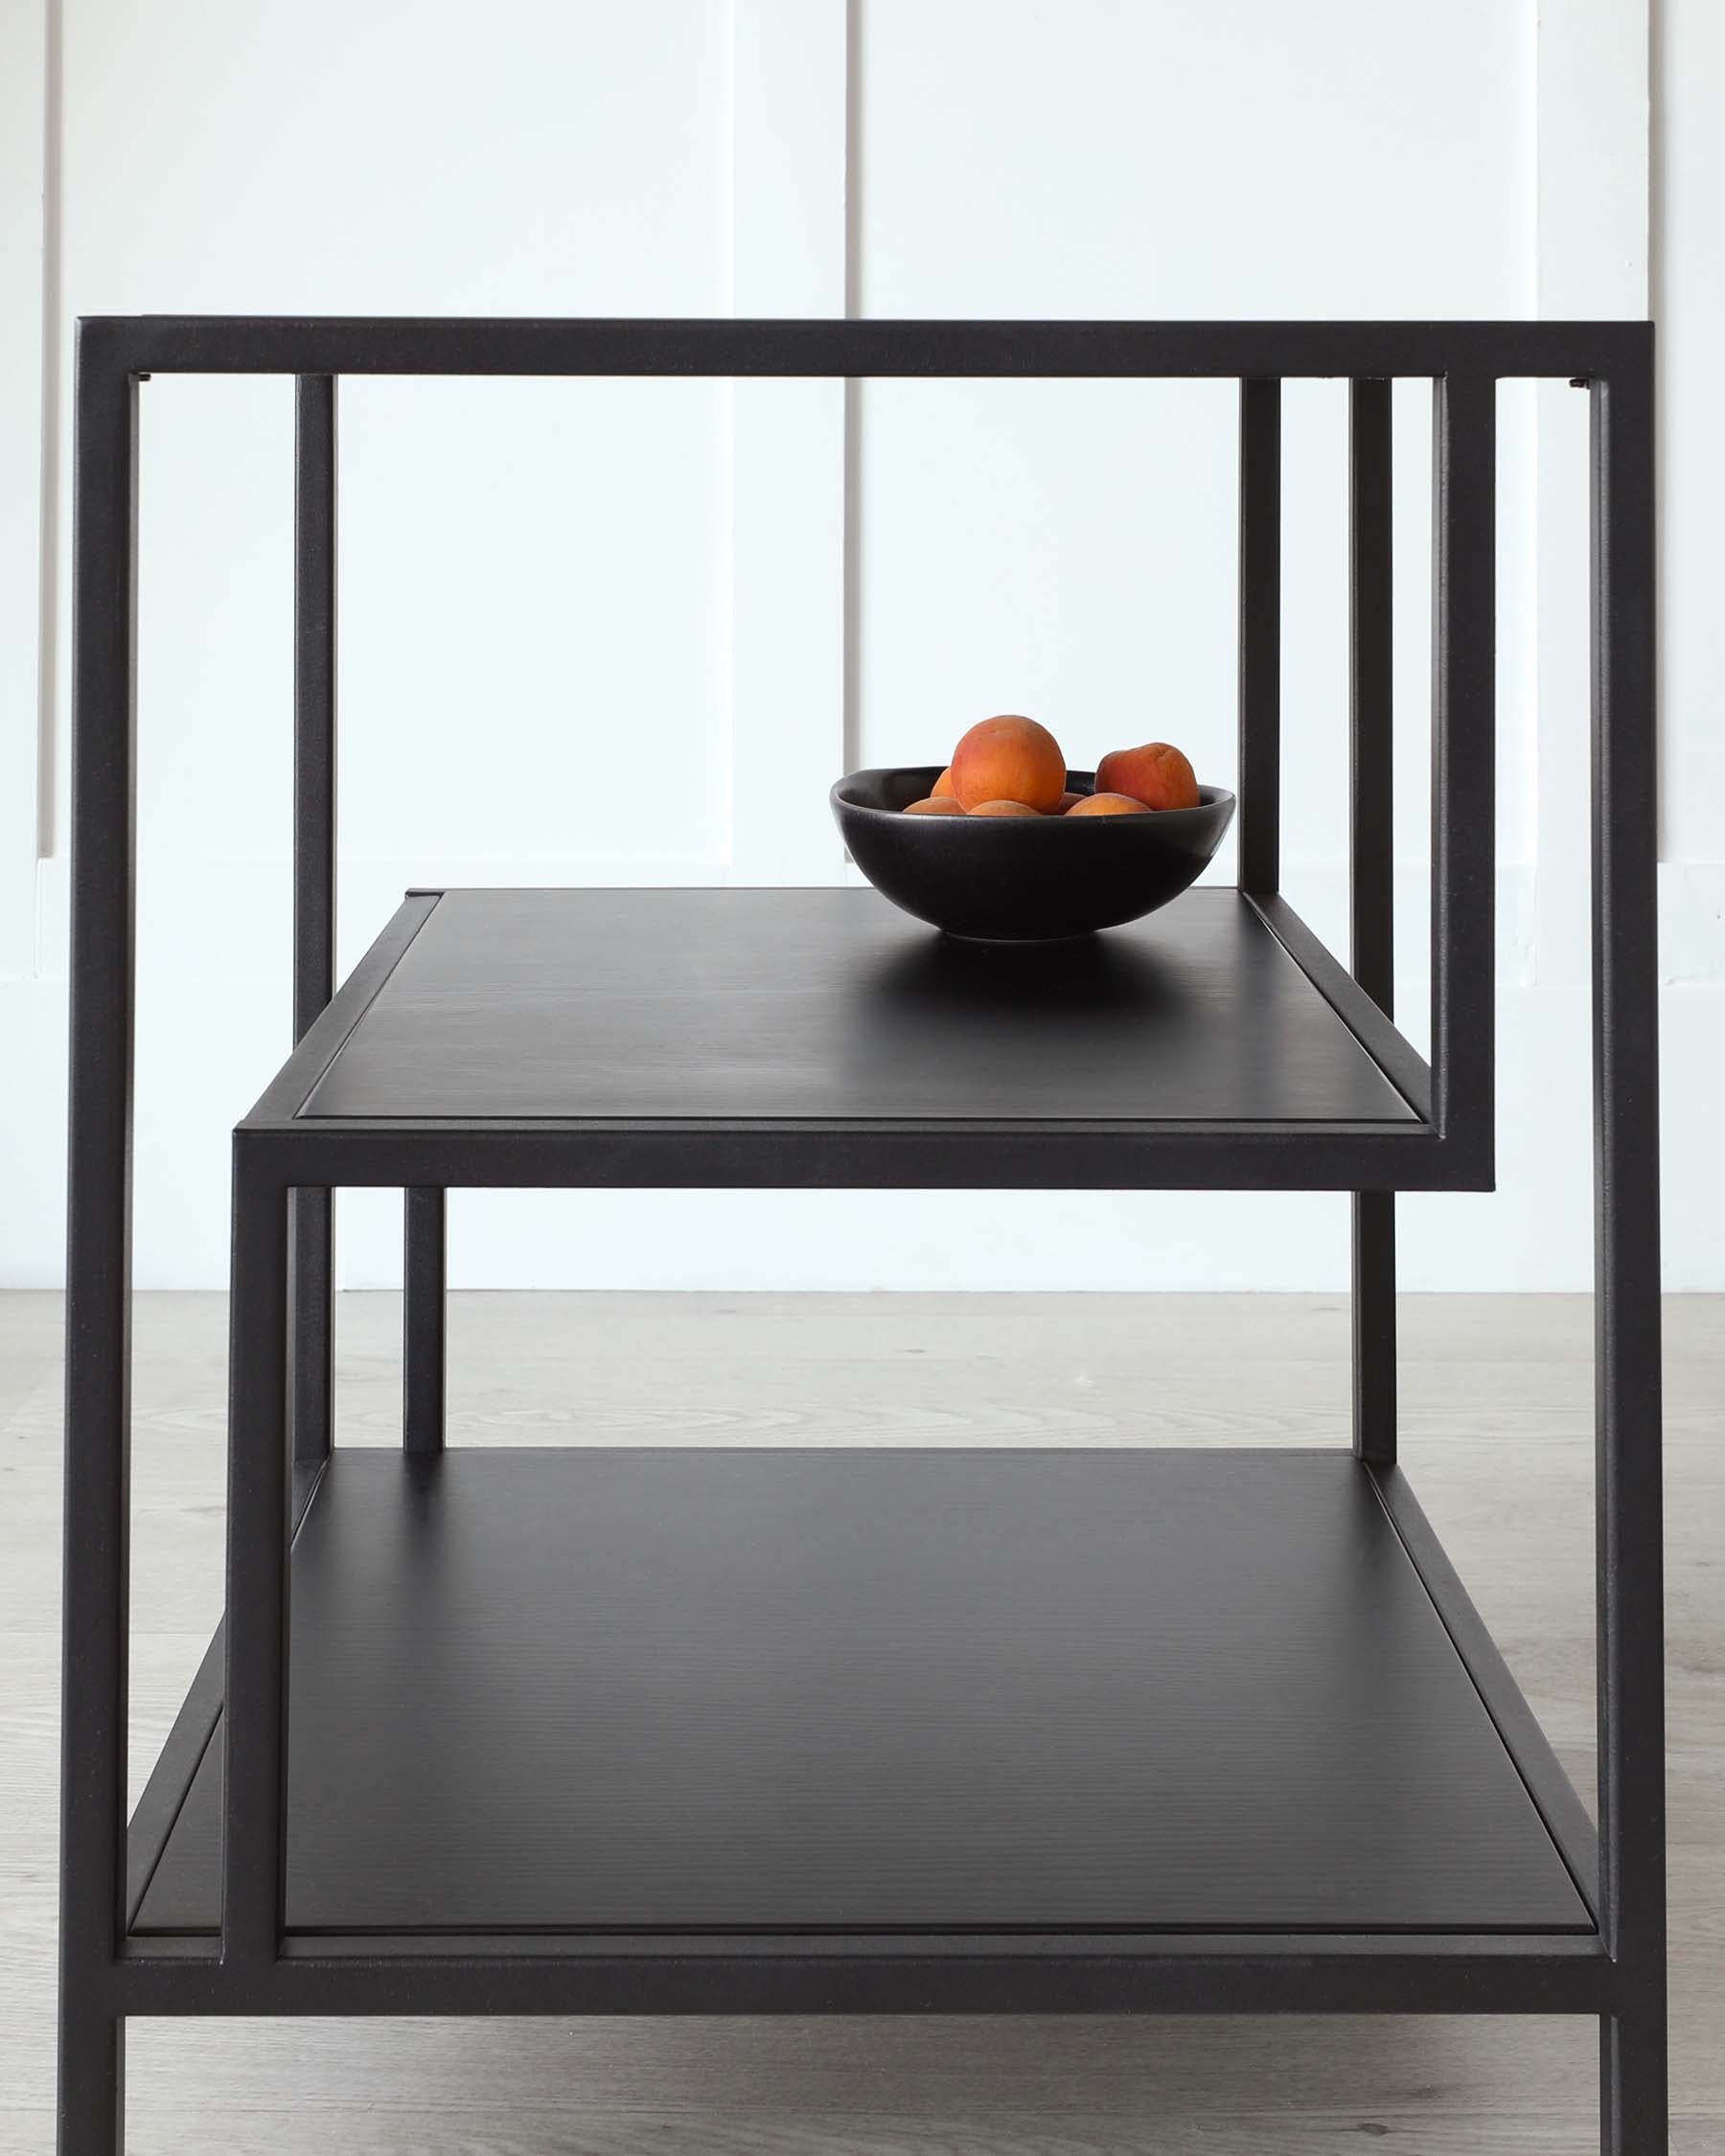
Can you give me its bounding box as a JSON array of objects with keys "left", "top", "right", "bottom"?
[{"left": 3, "top": 1290, "right": 1720, "bottom": 2152}]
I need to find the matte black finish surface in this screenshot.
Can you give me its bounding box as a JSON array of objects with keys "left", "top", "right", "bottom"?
[
  {"left": 80, "top": 313, "right": 1651, "bottom": 381},
  {"left": 1349, "top": 377, "right": 1397, "bottom": 1465},
  {"left": 113, "top": 1929, "right": 1612, "bottom": 2021},
  {"left": 298, "top": 888, "right": 1415, "bottom": 1128},
  {"left": 60, "top": 314, "right": 1664, "bottom": 2146},
  {"left": 291, "top": 376, "right": 338, "bottom": 1047},
  {"left": 1348, "top": 379, "right": 1394, "bottom": 1019},
  {"left": 1430, "top": 372, "right": 1497, "bottom": 1177},
  {"left": 1237, "top": 379, "right": 1280, "bottom": 897},
  {"left": 1590, "top": 363, "right": 1668, "bottom": 2146},
  {"left": 288, "top": 374, "right": 337, "bottom": 1469},
  {"left": 59, "top": 334, "right": 137, "bottom": 2156},
  {"left": 137, "top": 1448, "right": 1586, "bottom": 1938},
  {"left": 221, "top": 1160, "right": 288, "bottom": 1972},
  {"left": 402, "top": 1187, "right": 446, "bottom": 1455},
  {"left": 831, "top": 770, "right": 1234, "bottom": 940},
  {"left": 1368, "top": 1465, "right": 1598, "bottom": 1918}
]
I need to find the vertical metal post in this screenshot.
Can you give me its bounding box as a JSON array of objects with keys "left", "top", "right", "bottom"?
[
  {"left": 58, "top": 326, "right": 138, "bottom": 2155},
  {"left": 1430, "top": 372, "right": 1497, "bottom": 1171},
  {"left": 289, "top": 376, "right": 337, "bottom": 1467},
  {"left": 1590, "top": 354, "right": 1667, "bottom": 2155},
  {"left": 221, "top": 1147, "right": 290, "bottom": 1971},
  {"left": 1237, "top": 378, "right": 1281, "bottom": 896},
  {"left": 1349, "top": 378, "right": 1395, "bottom": 1464},
  {"left": 403, "top": 1187, "right": 447, "bottom": 1455},
  {"left": 57, "top": 2009, "right": 124, "bottom": 2156}
]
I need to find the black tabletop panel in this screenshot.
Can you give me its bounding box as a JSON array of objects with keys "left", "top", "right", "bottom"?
[{"left": 299, "top": 889, "right": 1415, "bottom": 1125}]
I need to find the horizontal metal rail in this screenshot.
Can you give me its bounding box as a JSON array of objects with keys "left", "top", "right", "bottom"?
[
  {"left": 236, "top": 1120, "right": 1465, "bottom": 1195},
  {"left": 82, "top": 313, "right": 1648, "bottom": 382},
  {"left": 111, "top": 1930, "right": 1613, "bottom": 2018}
]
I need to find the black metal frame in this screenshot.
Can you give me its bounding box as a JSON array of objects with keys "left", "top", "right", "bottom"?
[{"left": 59, "top": 317, "right": 1664, "bottom": 2152}]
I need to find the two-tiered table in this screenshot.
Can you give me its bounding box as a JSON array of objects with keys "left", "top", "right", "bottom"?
[{"left": 59, "top": 318, "right": 1665, "bottom": 2151}]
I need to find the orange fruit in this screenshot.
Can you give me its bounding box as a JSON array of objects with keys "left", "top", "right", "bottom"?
[
  {"left": 950, "top": 716, "right": 1067, "bottom": 814},
  {"left": 1067, "top": 791, "right": 1151, "bottom": 816},
  {"left": 1093, "top": 741, "right": 1200, "bottom": 811}
]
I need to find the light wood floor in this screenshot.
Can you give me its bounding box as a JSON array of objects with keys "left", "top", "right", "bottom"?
[{"left": 4, "top": 1290, "right": 1721, "bottom": 2152}]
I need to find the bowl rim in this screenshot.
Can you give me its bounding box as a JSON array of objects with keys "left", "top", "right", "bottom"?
[{"left": 831, "top": 768, "right": 1236, "bottom": 824}]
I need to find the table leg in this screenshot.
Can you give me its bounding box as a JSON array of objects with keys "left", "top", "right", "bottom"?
[{"left": 403, "top": 1187, "right": 447, "bottom": 1455}]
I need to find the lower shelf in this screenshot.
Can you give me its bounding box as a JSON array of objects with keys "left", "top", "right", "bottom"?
[{"left": 130, "top": 1447, "right": 1591, "bottom": 1938}]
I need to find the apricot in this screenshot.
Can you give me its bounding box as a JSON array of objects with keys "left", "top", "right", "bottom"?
[
  {"left": 1093, "top": 740, "right": 1200, "bottom": 812},
  {"left": 1067, "top": 791, "right": 1151, "bottom": 816},
  {"left": 950, "top": 715, "right": 1067, "bottom": 814},
  {"left": 904, "top": 794, "right": 966, "bottom": 814},
  {"left": 1057, "top": 791, "right": 1085, "bottom": 813},
  {"left": 931, "top": 767, "right": 956, "bottom": 797},
  {"left": 967, "top": 797, "right": 1042, "bottom": 817}
]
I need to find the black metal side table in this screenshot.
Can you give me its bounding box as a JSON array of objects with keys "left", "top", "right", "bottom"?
[{"left": 58, "top": 318, "right": 1665, "bottom": 2153}]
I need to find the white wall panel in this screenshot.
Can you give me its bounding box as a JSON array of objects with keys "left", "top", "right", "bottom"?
[
  {"left": 4, "top": 0, "right": 1722, "bottom": 1293},
  {"left": 1657, "top": 0, "right": 1725, "bottom": 862},
  {"left": 0, "top": 0, "right": 49, "bottom": 980},
  {"left": 57, "top": 0, "right": 728, "bottom": 319},
  {"left": 336, "top": 375, "right": 729, "bottom": 877},
  {"left": 855, "top": 0, "right": 1530, "bottom": 322}
]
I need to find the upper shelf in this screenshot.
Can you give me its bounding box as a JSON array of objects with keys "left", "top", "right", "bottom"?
[{"left": 245, "top": 886, "right": 1473, "bottom": 1194}]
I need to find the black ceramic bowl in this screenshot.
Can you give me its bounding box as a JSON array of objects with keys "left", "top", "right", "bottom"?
[{"left": 831, "top": 768, "right": 1236, "bottom": 942}]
